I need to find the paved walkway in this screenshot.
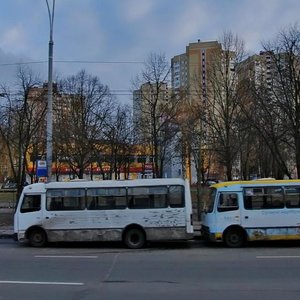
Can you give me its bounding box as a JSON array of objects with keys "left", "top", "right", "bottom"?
[
  {"left": 0, "top": 208, "right": 14, "bottom": 238},
  {"left": 0, "top": 226, "right": 14, "bottom": 238}
]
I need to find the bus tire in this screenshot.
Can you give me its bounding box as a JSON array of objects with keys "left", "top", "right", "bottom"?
[
  {"left": 28, "top": 228, "right": 47, "bottom": 247},
  {"left": 123, "top": 227, "right": 146, "bottom": 249},
  {"left": 223, "top": 227, "right": 245, "bottom": 248}
]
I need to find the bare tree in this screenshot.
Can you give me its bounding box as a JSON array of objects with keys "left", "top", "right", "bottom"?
[
  {"left": 55, "top": 70, "right": 115, "bottom": 179},
  {"left": 238, "top": 76, "right": 292, "bottom": 179},
  {"left": 102, "top": 104, "right": 134, "bottom": 180},
  {"left": 206, "top": 31, "right": 246, "bottom": 180},
  {"left": 261, "top": 23, "right": 300, "bottom": 178},
  {"left": 133, "top": 53, "right": 181, "bottom": 178},
  {"left": 0, "top": 66, "right": 46, "bottom": 197}
]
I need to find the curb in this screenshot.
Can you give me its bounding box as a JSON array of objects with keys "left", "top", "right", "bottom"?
[
  {"left": 0, "top": 222, "right": 202, "bottom": 241},
  {"left": 0, "top": 229, "right": 202, "bottom": 240},
  {"left": 0, "top": 234, "right": 14, "bottom": 239}
]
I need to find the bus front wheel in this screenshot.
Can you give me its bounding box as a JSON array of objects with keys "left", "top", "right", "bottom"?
[
  {"left": 28, "top": 228, "right": 47, "bottom": 247},
  {"left": 123, "top": 227, "right": 146, "bottom": 249},
  {"left": 223, "top": 228, "right": 245, "bottom": 248}
]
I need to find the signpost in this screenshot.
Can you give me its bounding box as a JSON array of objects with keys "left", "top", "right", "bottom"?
[{"left": 36, "top": 160, "right": 47, "bottom": 178}]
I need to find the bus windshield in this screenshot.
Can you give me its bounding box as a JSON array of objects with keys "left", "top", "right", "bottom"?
[{"left": 205, "top": 188, "right": 216, "bottom": 213}]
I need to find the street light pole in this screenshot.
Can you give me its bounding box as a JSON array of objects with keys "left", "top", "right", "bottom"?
[
  {"left": 46, "top": 0, "right": 55, "bottom": 182},
  {"left": 192, "top": 145, "right": 202, "bottom": 221}
]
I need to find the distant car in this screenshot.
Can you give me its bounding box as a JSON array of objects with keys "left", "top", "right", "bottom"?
[
  {"left": 205, "top": 179, "right": 218, "bottom": 186},
  {"left": 1, "top": 181, "right": 17, "bottom": 190}
]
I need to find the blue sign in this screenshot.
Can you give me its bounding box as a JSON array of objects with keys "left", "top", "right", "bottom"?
[{"left": 36, "top": 160, "right": 47, "bottom": 177}]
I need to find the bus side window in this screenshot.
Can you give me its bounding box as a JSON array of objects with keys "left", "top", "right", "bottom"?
[
  {"left": 244, "top": 196, "right": 252, "bottom": 209},
  {"left": 21, "top": 195, "right": 41, "bottom": 213},
  {"left": 243, "top": 187, "right": 284, "bottom": 209},
  {"left": 128, "top": 186, "right": 169, "bottom": 209},
  {"left": 169, "top": 185, "right": 184, "bottom": 208},
  {"left": 285, "top": 187, "right": 300, "bottom": 208},
  {"left": 49, "top": 199, "right": 63, "bottom": 211}
]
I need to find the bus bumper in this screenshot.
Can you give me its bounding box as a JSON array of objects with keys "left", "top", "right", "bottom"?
[
  {"left": 201, "top": 225, "right": 223, "bottom": 242},
  {"left": 15, "top": 231, "right": 26, "bottom": 242}
]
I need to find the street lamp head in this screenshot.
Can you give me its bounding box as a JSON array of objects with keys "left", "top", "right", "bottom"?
[{"left": 45, "top": 0, "right": 55, "bottom": 41}]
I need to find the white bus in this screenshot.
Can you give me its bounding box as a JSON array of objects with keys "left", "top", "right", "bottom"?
[
  {"left": 14, "top": 178, "right": 193, "bottom": 248},
  {"left": 201, "top": 179, "right": 300, "bottom": 247}
]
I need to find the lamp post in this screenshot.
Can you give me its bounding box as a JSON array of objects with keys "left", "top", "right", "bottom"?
[
  {"left": 192, "top": 146, "right": 202, "bottom": 221},
  {"left": 45, "top": 0, "right": 55, "bottom": 182}
]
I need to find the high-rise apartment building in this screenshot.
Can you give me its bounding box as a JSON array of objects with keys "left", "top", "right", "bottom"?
[
  {"left": 171, "top": 40, "right": 222, "bottom": 104},
  {"left": 133, "top": 82, "right": 170, "bottom": 139},
  {"left": 238, "top": 51, "right": 274, "bottom": 91},
  {"left": 171, "top": 40, "right": 223, "bottom": 181},
  {"left": 28, "top": 83, "right": 77, "bottom": 129}
]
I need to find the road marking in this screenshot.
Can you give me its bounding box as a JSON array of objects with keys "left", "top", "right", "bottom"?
[
  {"left": 0, "top": 280, "right": 83, "bottom": 286},
  {"left": 35, "top": 255, "right": 98, "bottom": 259},
  {"left": 104, "top": 253, "right": 120, "bottom": 281},
  {"left": 256, "top": 255, "right": 300, "bottom": 259}
]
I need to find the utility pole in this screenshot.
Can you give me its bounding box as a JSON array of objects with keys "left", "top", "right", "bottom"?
[{"left": 46, "top": 0, "right": 55, "bottom": 182}]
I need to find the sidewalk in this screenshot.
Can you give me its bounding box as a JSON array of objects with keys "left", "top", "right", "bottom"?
[
  {"left": 0, "top": 226, "right": 14, "bottom": 239},
  {"left": 0, "top": 208, "right": 14, "bottom": 239}
]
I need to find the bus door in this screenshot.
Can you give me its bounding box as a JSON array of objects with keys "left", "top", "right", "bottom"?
[
  {"left": 16, "top": 193, "right": 43, "bottom": 232},
  {"left": 215, "top": 192, "right": 241, "bottom": 228}
]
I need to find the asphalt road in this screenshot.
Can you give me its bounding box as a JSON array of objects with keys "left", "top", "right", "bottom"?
[{"left": 1, "top": 239, "right": 300, "bottom": 300}]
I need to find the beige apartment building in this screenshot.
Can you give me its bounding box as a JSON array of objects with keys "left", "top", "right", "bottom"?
[
  {"left": 171, "top": 40, "right": 224, "bottom": 181},
  {"left": 171, "top": 40, "right": 222, "bottom": 104}
]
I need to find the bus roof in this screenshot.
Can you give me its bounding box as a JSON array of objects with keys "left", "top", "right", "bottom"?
[
  {"left": 22, "top": 178, "right": 186, "bottom": 193},
  {"left": 211, "top": 179, "right": 300, "bottom": 190}
]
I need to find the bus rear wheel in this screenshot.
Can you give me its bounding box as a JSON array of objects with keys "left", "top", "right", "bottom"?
[
  {"left": 223, "top": 228, "right": 245, "bottom": 248},
  {"left": 123, "top": 227, "right": 146, "bottom": 249},
  {"left": 28, "top": 228, "right": 47, "bottom": 247}
]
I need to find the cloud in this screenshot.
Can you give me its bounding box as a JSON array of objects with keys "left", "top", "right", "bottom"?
[
  {"left": 0, "top": 25, "right": 28, "bottom": 53},
  {"left": 167, "top": 3, "right": 214, "bottom": 47},
  {"left": 218, "top": 0, "right": 299, "bottom": 52},
  {"left": 119, "top": 0, "right": 155, "bottom": 22},
  {"left": 0, "top": 48, "right": 45, "bottom": 86},
  {"left": 53, "top": 4, "right": 106, "bottom": 60},
  {"left": 0, "top": 0, "right": 300, "bottom": 106}
]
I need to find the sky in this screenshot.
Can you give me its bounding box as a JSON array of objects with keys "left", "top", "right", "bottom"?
[{"left": 0, "top": 0, "right": 299, "bottom": 105}]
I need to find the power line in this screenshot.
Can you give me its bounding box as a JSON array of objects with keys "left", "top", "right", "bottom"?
[
  {"left": 0, "top": 61, "right": 46, "bottom": 66},
  {"left": 0, "top": 60, "right": 144, "bottom": 67},
  {"left": 56, "top": 60, "right": 144, "bottom": 64}
]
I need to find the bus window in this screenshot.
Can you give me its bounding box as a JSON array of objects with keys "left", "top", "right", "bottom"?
[
  {"left": 217, "top": 193, "right": 238, "bottom": 212},
  {"left": 128, "top": 186, "right": 168, "bottom": 209},
  {"left": 244, "top": 196, "right": 252, "bottom": 209},
  {"left": 21, "top": 195, "right": 41, "bottom": 213},
  {"left": 169, "top": 185, "right": 184, "bottom": 208},
  {"left": 87, "top": 187, "right": 127, "bottom": 210},
  {"left": 243, "top": 187, "right": 284, "bottom": 209},
  {"left": 285, "top": 187, "right": 300, "bottom": 208},
  {"left": 47, "top": 189, "right": 85, "bottom": 211}
]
